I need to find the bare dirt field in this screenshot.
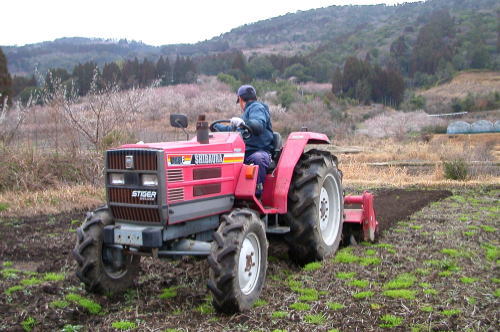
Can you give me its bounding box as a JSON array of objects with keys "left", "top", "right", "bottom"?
[{"left": 1, "top": 186, "right": 498, "bottom": 331}]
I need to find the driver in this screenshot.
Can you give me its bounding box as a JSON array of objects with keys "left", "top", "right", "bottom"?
[{"left": 213, "top": 84, "right": 273, "bottom": 197}]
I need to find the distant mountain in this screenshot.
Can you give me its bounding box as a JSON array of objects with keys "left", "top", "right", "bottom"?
[{"left": 2, "top": 0, "right": 499, "bottom": 76}]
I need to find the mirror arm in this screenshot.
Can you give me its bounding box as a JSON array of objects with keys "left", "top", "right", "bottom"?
[{"left": 175, "top": 119, "right": 190, "bottom": 140}]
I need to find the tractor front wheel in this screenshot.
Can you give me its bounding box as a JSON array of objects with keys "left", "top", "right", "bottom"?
[
  {"left": 284, "top": 149, "right": 343, "bottom": 265},
  {"left": 73, "top": 207, "right": 140, "bottom": 294},
  {"left": 207, "top": 208, "right": 268, "bottom": 313}
]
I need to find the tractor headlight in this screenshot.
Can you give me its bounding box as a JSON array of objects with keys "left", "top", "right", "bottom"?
[
  {"left": 142, "top": 174, "right": 158, "bottom": 187},
  {"left": 109, "top": 173, "right": 125, "bottom": 185}
]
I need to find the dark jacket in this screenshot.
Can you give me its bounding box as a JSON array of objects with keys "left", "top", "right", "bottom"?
[{"left": 214, "top": 101, "right": 273, "bottom": 156}]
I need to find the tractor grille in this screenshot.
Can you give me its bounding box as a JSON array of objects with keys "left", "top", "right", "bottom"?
[
  {"left": 110, "top": 206, "right": 161, "bottom": 222},
  {"left": 168, "top": 188, "right": 184, "bottom": 202},
  {"left": 167, "top": 169, "right": 183, "bottom": 182},
  {"left": 108, "top": 188, "right": 157, "bottom": 205},
  {"left": 107, "top": 150, "right": 158, "bottom": 170}
]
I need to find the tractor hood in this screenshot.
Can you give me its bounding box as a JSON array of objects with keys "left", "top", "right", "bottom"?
[{"left": 115, "top": 132, "right": 246, "bottom": 154}]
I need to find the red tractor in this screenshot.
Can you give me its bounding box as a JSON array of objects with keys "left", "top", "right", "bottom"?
[{"left": 73, "top": 114, "right": 377, "bottom": 313}]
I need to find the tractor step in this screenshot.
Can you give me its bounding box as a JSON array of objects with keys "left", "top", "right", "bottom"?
[{"left": 266, "top": 226, "right": 291, "bottom": 234}]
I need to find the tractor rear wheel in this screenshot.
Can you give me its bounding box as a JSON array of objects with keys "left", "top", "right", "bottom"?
[
  {"left": 207, "top": 208, "right": 268, "bottom": 313},
  {"left": 284, "top": 149, "right": 343, "bottom": 265},
  {"left": 73, "top": 207, "right": 140, "bottom": 293}
]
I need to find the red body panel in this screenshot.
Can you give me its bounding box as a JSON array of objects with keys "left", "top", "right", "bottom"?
[{"left": 261, "top": 132, "right": 330, "bottom": 213}]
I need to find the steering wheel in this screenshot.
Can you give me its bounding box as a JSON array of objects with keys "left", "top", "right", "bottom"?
[{"left": 209, "top": 120, "right": 253, "bottom": 140}]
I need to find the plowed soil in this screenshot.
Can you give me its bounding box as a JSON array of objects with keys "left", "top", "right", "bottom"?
[{"left": 0, "top": 187, "right": 498, "bottom": 331}]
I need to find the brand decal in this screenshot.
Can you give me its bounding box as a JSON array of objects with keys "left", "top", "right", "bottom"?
[
  {"left": 193, "top": 154, "right": 223, "bottom": 164},
  {"left": 131, "top": 190, "right": 157, "bottom": 201},
  {"left": 167, "top": 153, "right": 244, "bottom": 166}
]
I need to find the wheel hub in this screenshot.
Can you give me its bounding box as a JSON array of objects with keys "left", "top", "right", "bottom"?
[
  {"left": 238, "top": 233, "right": 261, "bottom": 295},
  {"left": 317, "top": 174, "right": 341, "bottom": 246}
]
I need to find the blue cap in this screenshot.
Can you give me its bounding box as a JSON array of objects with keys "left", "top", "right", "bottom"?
[{"left": 236, "top": 84, "right": 257, "bottom": 103}]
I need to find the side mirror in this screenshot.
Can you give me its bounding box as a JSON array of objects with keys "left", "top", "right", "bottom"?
[{"left": 170, "top": 114, "right": 188, "bottom": 128}]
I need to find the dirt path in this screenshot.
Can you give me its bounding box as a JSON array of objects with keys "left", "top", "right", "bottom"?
[{"left": 0, "top": 187, "right": 498, "bottom": 331}]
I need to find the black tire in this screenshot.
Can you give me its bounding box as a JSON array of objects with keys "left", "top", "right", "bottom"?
[
  {"left": 73, "top": 207, "right": 140, "bottom": 294},
  {"left": 283, "top": 149, "right": 343, "bottom": 265},
  {"left": 207, "top": 208, "right": 268, "bottom": 314}
]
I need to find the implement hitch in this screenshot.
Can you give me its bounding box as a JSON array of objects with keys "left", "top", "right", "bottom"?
[{"left": 344, "top": 191, "right": 378, "bottom": 242}]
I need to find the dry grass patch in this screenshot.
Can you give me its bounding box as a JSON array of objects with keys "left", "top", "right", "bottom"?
[{"left": 0, "top": 185, "right": 104, "bottom": 218}]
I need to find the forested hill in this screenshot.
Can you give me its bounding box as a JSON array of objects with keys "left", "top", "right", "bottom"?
[{"left": 2, "top": 0, "right": 499, "bottom": 77}]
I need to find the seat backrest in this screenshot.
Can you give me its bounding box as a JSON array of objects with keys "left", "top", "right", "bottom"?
[{"left": 272, "top": 132, "right": 283, "bottom": 158}]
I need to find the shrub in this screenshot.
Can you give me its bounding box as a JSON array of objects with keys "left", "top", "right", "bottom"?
[{"left": 443, "top": 159, "right": 468, "bottom": 180}]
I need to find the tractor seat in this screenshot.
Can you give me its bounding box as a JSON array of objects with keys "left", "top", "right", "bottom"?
[{"left": 267, "top": 132, "right": 283, "bottom": 173}]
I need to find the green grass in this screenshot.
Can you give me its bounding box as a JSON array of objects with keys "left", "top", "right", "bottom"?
[
  {"left": 383, "top": 273, "right": 416, "bottom": 289},
  {"left": 359, "top": 257, "right": 382, "bottom": 266},
  {"left": 441, "top": 248, "right": 461, "bottom": 257},
  {"left": 333, "top": 248, "right": 360, "bottom": 264},
  {"left": 43, "top": 272, "right": 65, "bottom": 281},
  {"left": 374, "top": 243, "right": 394, "bottom": 249},
  {"left": 0, "top": 202, "right": 9, "bottom": 212},
  {"left": 61, "top": 324, "right": 84, "bottom": 332},
  {"left": 482, "top": 243, "right": 499, "bottom": 262},
  {"left": 423, "top": 289, "right": 438, "bottom": 295},
  {"left": 5, "top": 285, "right": 24, "bottom": 295},
  {"left": 463, "top": 231, "right": 475, "bottom": 236},
  {"left": 50, "top": 300, "right": 70, "bottom": 309},
  {"left": 195, "top": 301, "right": 214, "bottom": 314},
  {"left": 382, "top": 289, "right": 416, "bottom": 300},
  {"left": 303, "top": 261, "right": 322, "bottom": 271},
  {"left": 415, "top": 268, "right": 430, "bottom": 276},
  {"left": 1, "top": 268, "right": 22, "bottom": 279},
  {"left": 365, "top": 249, "right": 376, "bottom": 256},
  {"left": 420, "top": 305, "right": 433, "bottom": 312},
  {"left": 438, "top": 271, "right": 453, "bottom": 277},
  {"left": 352, "top": 291, "right": 374, "bottom": 299},
  {"left": 65, "top": 293, "right": 102, "bottom": 314},
  {"left": 253, "top": 299, "right": 268, "bottom": 307},
  {"left": 419, "top": 282, "right": 431, "bottom": 289},
  {"left": 493, "top": 289, "right": 500, "bottom": 297},
  {"left": 304, "top": 314, "right": 326, "bottom": 325},
  {"left": 409, "top": 225, "right": 423, "bottom": 230},
  {"left": 21, "top": 316, "right": 36, "bottom": 331},
  {"left": 20, "top": 277, "right": 43, "bottom": 286},
  {"left": 290, "top": 302, "right": 310, "bottom": 311},
  {"left": 492, "top": 278, "right": 500, "bottom": 284},
  {"left": 336, "top": 271, "right": 356, "bottom": 279},
  {"left": 111, "top": 321, "right": 137, "bottom": 330},
  {"left": 348, "top": 279, "right": 370, "bottom": 288},
  {"left": 159, "top": 286, "right": 178, "bottom": 299},
  {"left": 287, "top": 279, "right": 303, "bottom": 291},
  {"left": 327, "top": 302, "right": 344, "bottom": 310},
  {"left": 441, "top": 309, "right": 461, "bottom": 316},
  {"left": 371, "top": 303, "right": 382, "bottom": 309},
  {"left": 2, "top": 261, "right": 13, "bottom": 267},
  {"left": 379, "top": 314, "right": 403, "bottom": 328},
  {"left": 460, "top": 277, "right": 477, "bottom": 284},
  {"left": 271, "top": 311, "right": 288, "bottom": 319},
  {"left": 480, "top": 225, "right": 496, "bottom": 232}
]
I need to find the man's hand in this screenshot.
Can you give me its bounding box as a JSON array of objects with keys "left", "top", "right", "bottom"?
[{"left": 230, "top": 117, "right": 244, "bottom": 128}]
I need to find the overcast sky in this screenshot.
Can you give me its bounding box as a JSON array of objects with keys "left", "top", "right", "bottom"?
[{"left": 1, "top": 0, "right": 422, "bottom": 46}]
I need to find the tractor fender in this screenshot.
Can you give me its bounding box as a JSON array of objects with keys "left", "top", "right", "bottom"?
[{"left": 261, "top": 132, "right": 330, "bottom": 213}]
